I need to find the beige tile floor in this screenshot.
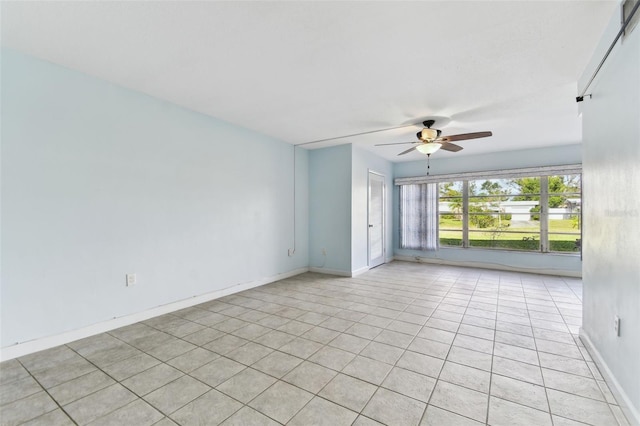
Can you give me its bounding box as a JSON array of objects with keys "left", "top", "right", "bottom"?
[{"left": 0, "top": 261, "right": 630, "bottom": 425}]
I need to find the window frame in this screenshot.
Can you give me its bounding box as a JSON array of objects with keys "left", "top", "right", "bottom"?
[{"left": 396, "top": 165, "right": 582, "bottom": 255}]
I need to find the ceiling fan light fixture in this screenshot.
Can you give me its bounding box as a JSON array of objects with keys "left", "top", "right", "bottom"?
[
  {"left": 416, "top": 142, "right": 442, "bottom": 155},
  {"left": 420, "top": 128, "right": 439, "bottom": 141}
]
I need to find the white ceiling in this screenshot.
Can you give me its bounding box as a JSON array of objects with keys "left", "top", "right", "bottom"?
[{"left": 1, "top": 1, "right": 617, "bottom": 162}]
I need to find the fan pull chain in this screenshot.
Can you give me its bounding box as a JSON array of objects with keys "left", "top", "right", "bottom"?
[{"left": 427, "top": 153, "right": 431, "bottom": 176}]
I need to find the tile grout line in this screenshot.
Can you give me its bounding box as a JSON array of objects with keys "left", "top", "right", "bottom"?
[
  {"left": 539, "top": 276, "right": 622, "bottom": 423},
  {"left": 183, "top": 273, "right": 438, "bottom": 425},
  {"left": 228, "top": 272, "right": 451, "bottom": 425},
  {"left": 69, "top": 331, "right": 251, "bottom": 424},
  {"left": 484, "top": 275, "right": 502, "bottom": 426},
  {"left": 4, "top": 264, "right": 623, "bottom": 426},
  {"left": 303, "top": 274, "right": 428, "bottom": 422},
  {"left": 306, "top": 271, "right": 457, "bottom": 420},
  {"left": 183, "top": 274, "right": 410, "bottom": 423},
  {"left": 299, "top": 268, "right": 459, "bottom": 423},
  {"left": 418, "top": 271, "right": 482, "bottom": 425},
  {"left": 62, "top": 342, "right": 177, "bottom": 423},
  {"left": 15, "top": 357, "right": 79, "bottom": 426},
  {"left": 120, "top": 310, "right": 325, "bottom": 424},
  {"left": 524, "top": 277, "right": 555, "bottom": 426}
]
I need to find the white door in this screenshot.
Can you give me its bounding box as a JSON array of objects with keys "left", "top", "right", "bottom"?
[{"left": 368, "top": 172, "right": 385, "bottom": 268}]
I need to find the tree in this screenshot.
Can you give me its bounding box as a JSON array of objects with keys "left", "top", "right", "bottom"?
[
  {"left": 467, "top": 180, "right": 509, "bottom": 228},
  {"left": 440, "top": 182, "right": 463, "bottom": 219},
  {"left": 480, "top": 180, "right": 502, "bottom": 194},
  {"left": 439, "top": 182, "right": 459, "bottom": 197},
  {"left": 510, "top": 177, "right": 540, "bottom": 201},
  {"left": 548, "top": 176, "right": 567, "bottom": 208},
  {"left": 510, "top": 176, "right": 569, "bottom": 208},
  {"left": 469, "top": 205, "right": 497, "bottom": 228}
]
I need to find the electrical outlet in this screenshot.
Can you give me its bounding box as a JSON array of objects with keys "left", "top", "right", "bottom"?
[
  {"left": 322, "top": 248, "right": 326, "bottom": 256},
  {"left": 288, "top": 249, "right": 295, "bottom": 257},
  {"left": 126, "top": 273, "right": 136, "bottom": 287},
  {"left": 614, "top": 315, "right": 620, "bottom": 336}
]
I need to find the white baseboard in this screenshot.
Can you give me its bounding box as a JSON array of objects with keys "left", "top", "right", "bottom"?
[
  {"left": 393, "top": 255, "right": 582, "bottom": 278},
  {"left": 0, "top": 267, "right": 309, "bottom": 362},
  {"left": 351, "top": 266, "right": 370, "bottom": 277},
  {"left": 308, "top": 267, "right": 352, "bottom": 277},
  {"left": 579, "top": 329, "right": 639, "bottom": 426},
  {"left": 308, "top": 266, "right": 371, "bottom": 278}
]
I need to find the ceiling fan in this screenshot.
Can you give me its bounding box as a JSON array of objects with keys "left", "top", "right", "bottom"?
[{"left": 375, "top": 119, "right": 492, "bottom": 156}]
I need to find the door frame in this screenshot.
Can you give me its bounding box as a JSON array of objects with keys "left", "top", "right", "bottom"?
[{"left": 367, "top": 170, "right": 386, "bottom": 268}]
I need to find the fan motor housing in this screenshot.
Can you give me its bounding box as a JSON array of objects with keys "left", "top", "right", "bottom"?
[{"left": 417, "top": 129, "right": 442, "bottom": 141}]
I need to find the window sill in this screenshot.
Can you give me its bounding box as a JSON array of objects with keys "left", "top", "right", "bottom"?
[{"left": 437, "top": 245, "right": 581, "bottom": 257}]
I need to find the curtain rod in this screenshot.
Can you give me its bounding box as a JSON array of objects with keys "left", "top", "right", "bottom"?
[
  {"left": 395, "top": 164, "right": 582, "bottom": 186},
  {"left": 577, "top": 0, "right": 640, "bottom": 102}
]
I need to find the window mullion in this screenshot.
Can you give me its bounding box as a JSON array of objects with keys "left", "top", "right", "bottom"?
[
  {"left": 463, "top": 180, "right": 469, "bottom": 248},
  {"left": 540, "top": 176, "right": 549, "bottom": 252},
  {"left": 436, "top": 186, "right": 440, "bottom": 248}
]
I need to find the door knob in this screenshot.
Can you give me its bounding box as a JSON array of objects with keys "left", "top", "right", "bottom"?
[{"left": 368, "top": 224, "right": 374, "bottom": 228}]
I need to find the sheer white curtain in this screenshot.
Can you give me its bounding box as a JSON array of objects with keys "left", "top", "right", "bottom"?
[{"left": 399, "top": 183, "right": 438, "bottom": 250}]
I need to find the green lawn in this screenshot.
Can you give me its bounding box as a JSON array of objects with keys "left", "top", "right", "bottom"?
[{"left": 439, "top": 219, "right": 580, "bottom": 252}]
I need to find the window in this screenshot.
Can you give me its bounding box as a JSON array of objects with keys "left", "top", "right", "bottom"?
[
  {"left": 438, "top": 181, "right": 464, "bottom": 247},
  {"left": 467, "top": 177, "right": 542, "bottom": 251},
  {"left": 547, "top": 174, "right": 581, "bottom": 252},
  {"left": 397, "top": 166, "right": 582, "bottom": 254}
]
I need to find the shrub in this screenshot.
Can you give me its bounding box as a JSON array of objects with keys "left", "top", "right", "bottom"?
[
  {"left": 530, "top": 205, "right": 540, "bottom": 221},
  {"left": 469, "top": 205, "right": 497, "bottom": 228}
]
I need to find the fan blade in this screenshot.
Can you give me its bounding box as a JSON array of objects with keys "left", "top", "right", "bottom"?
[
  {"left": 374, "top": 141, "right": 418, "bottom": 146},
  {"left": 398, "top": 146, "right": 418, "bottom": 156},
  {"left": 440, "top": 142, "right": 464, "bottom": 152},
  {"left": 440, "top": 131, "right": 492, "bottom": 142}
]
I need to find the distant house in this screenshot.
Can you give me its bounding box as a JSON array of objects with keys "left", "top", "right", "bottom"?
[
  {"left": 440, "top": 199, "right": 580, "bottom": 221},
  {"left": 499, "top": 201, "right": 539, "bottom": 221}
]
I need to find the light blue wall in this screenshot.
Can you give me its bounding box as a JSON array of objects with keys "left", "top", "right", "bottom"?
[
  {"left": 308, "top": 145, "right": 393, "bottom": 275},
  {"left": 1, "top": 50, "right": 309, "bottom": 348},
  {"left": 351, "top": 146, "right": 394, "bottom": 272},
  {"left": 580, "top": 11, "right": 640, "bottom": 421},
  {"left": 392, "top": 145, "right": 582, "bottom": 275},
  {"left": 308, "top": 144, "right": 352, "bottom": 273}
]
